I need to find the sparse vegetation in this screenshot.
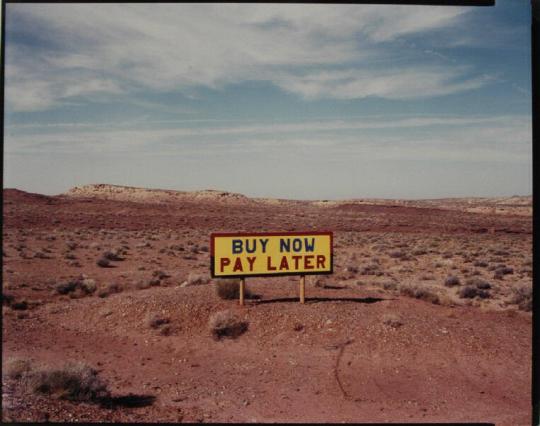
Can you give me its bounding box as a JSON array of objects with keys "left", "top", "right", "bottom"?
[
  {"left": 56, "top": 276, "right": 97, "bottom": 296},
  {"left": 136, "top": 279, "right": 153, "bottom": 290},
  {"left": 465, "top": 277, "right": 491, "bottom": 289},
  {"left": 1, "top": 186, "right": 532, "bottom": 423},
  {"left": 381, "top": 314, "right": 403, "bottom": 328},
  {"left": 343, "top": 265, "right": 359, "bottom": 274},
  {"left": 458, "top": 285, "right": 490, "bottom": 299},
  {"left": 159, "top": 325, "right": 172, "bottom": 336},
  {"left": 444, "top": 275, "right": 460, "bottom": 287},
  {"left": 97, "top": 282, "right": 123, "bottom": 298},
  {"left": 209, "top": 310, "right": 248, "bottom": 340},
  {"left": 56, "top": 280, "right": 78, "bottom": 295},
  {"left": 4, "top": 357, "right": 33, "bottom": 379},
  {"left": 2, "top": 292, "right": 15, "bottom": 306},
  {"left": 215, "top": 279, "right": 252, "bottom": 300},
  {"left": 389, "top": 250, "right": 404, "bottom": 259},
  {"left": 11, "top": 300, "right": 29, "bottom": 310},
  {"left": 24, "top": 362, "right": 110, "bottom": 402},
  {"left": 96, "top": 257, "right": 111, "bottom": 268},
  {"left": 80, "top": 278, "right": 97, "bottom": 294},
  {"left": 510, "top": 285, "right": 532, "bottom": 312},
  {"left": 494, "top": 266, "right": 513, "bottom": 279},
  {"left": 152, "top": 270, "right": 170, "bottom": 280},
  {"left": 182, "top": 273, "right": 211, "bottom": 287},
  {"left": 102, "top": 250, "right": 123, "bottom": 261},
  {"left": 382, "top": 281, "right": 398, "bottom": 291},
  {"left": 399, "top": 284, "right": 440, "bottom": 304},
  {"left": 360, "top": 263, "right": 382, "bottom": 276},
  {"left": 146, "top": 313, "right": 170, "bottom": 329}
]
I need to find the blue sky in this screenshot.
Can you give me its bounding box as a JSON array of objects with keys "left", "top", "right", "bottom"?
[{"left": 3, "top": 2, "right": 532, "bottom": 199}]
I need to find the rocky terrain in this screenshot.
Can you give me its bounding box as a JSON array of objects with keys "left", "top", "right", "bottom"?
[{"left": 2, "top": 185, "right": 532, "bottom": 423}]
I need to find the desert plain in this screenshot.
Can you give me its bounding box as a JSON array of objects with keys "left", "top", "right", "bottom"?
[{"left": 1, "top": 184, "right": 532, "bottom": 423}]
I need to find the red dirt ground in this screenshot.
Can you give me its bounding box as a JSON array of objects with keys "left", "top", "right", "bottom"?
[{"left": 2, "top": 186, "right": 532, "bottom": 424}]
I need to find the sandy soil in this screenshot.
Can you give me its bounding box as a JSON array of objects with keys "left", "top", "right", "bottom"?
[{"left": 2, "top": 185, "right": 532, "bottom": 423}]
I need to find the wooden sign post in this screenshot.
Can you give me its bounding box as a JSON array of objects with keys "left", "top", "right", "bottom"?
[
  {"left": 300, "top": 275, "right": 305, "bottom": 304},
  {"left": 240, "top": 278, "right": 245, "bottom": 306},
  {"left": 210, "top": 231, "right": 333, "bottom": 306}
]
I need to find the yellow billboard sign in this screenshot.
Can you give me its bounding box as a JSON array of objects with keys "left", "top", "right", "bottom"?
[{"left": 210, "top": 232, "right": 333, "bottom": 278}]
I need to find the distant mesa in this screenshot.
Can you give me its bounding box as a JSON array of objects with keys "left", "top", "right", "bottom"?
[
  {"left": 65, "top": 184, "right": 251, "bottom": 204},
  {"left": 3, "top": 184, "right": 531, "bottom": 216}
]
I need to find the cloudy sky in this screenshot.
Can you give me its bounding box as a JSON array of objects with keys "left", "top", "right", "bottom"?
[{"left": 4, "top": 2, "right": 532, "bottom": 199}]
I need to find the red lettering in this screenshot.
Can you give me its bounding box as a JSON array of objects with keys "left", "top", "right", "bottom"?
[
  {"left": 316, "top": 255, "right": 326, "bottom": 269},
  {"left": 267, "top": 256, "right": 276, "bottom": 271},
  {"left": 292, "top": 255, "right": 302, "bottom": 269},
  {"left": 220, "top": 257, "right": 231, "bottom": 272},
  {"left": 246, "top": 256, "right": 256, "bottom": 271},
  {"left": 279, "top": 256, "right": 289, "bottom": 271},
  {"left": 304, "top": 255, "right": 314, "bottom": 270},
  {"left": 233, "top": 257, "right": 243, "bottom": 272}
]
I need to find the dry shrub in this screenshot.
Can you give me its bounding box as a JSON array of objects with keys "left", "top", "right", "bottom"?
[
  {"left": 343, "top": 265, "right": 359, "bottom": 274},
  {"left": 314, "top": 278, "right": 326, "bottom": 288},
  {"left": 382, "top": 281, "right": 397, "bottom": 291},
  {"left": 2, "top": 292, "right": 15, "bottom": 306},
  {"left": 187, "top": 273, "right": 210, "bottom": 286},
  {"left": 360, "top": 263, "right": 381, "bottom": 276},
  {"left": 215, "top": 279, "right": 252, "bottom": 300},
  {"left": 159, "top": 325, "right": 172, "bottom": 336},
  {"left": 293, "top": 323, "right": 304, "bottom": 332},
  {"left": 96, "top": 257, "right": 111, "bottom": 268},
  {"left": 465, "top": 277, "right": 491, "bottom": 289},
  {"left": 148, "top": 278, "right": 161, "bottom": 287},
  {"left": 146, "top": 313, "right": 170, "bottom": 329},
  {"left": 4, "top": 357, "right": 33, "bottom": 379},
  {"left": 11, "top": 300, "right": 29, "bottom": 310},
  {"left": 97, "top": 282, "right": 123, "bottom": 298},
  {"left": 56, "top": 277, "right": 96, "bottom": 296},
  {"left": 444, "top": 276, "right": 460, "bottom": 287},
  {"left": 24, "top": 362, "right": 110, "bottom": 402},
  {"left": 136, "top": 279, "right": 153, "bottom": 290},
  {"left": 152, "top": 270, "right": 170, "bottom": 279},
  {"left": 389, "top": 250, "right": 404, "bottom": 259},
  {"left": 510, "top": 285, "right": 532, "bottom": 312},
  {"left": 80, "top": 279, "right": 96, "bottom": 294},
  {"left": 208, "top": 310, "right": 248, "bottom": 340},
  {"left": 381, "top": 314, "right": 403, "bottom": 328},
  {"left": 102, "top": 250, "right": 123, "bottom": 261},
  {"left": 56, "top": 280, "right": 78, "bottom": 295},
  {"left": 459, "top": 285, "right": 490, "bottom": 299},
  {"left": 494, "top": 266, "right": 513, "bottom": 280},
  {"left": 438, "top": 293, "right": 456, "bottom": 307},
  {"left": 400, "top": 284, "right": 440, "bottom": 304}
]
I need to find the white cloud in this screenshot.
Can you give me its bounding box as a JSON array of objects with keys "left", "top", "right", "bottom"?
[
  {"left": 7, "top": 114, "right": 525, "bottom": 136},
  {"left": 5, "top": 59, "right": 124, "bottom": 112},
  {"left": 5, "top": 115, "right": 531, "bottom": 165},
  {"left": 6, "top": 3, "right": 483, "bottom": 112},
  {"left": 274, "top": 67, "right": 493, "bottom": 100}
]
